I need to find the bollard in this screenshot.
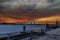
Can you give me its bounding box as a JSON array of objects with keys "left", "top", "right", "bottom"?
[
  {"left": 7, "top": 33, "right": 11, "bottom": 40},
  {"left": 23, "top": 26, "right": 26, "bottom": 32},
  {"left": 29, "top": 31, "right": 32, "bottom": 40}
]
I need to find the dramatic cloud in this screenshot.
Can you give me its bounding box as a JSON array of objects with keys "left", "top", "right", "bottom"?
[
  {"left": 0, "top": 0, "right": 60, "bottom": 11},
  {"left": 0, "top": 0, "right": 60, "bottom": 23},
  {"left": 0, "top": 10, "right": 60, "bottom": 23}
]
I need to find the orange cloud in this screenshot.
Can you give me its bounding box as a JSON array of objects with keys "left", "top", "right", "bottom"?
[
  {"left": 35, "top": 15, "right": 60, "bottom": 24},
  {"left": 0, "top": 15, "right": 60, "bottom": 24},
  {"left": 0, "top": 16, "right": 28, "bottom": 23},
  {"left": 0, "top": 11, "right": 60, "bottom": 24}
]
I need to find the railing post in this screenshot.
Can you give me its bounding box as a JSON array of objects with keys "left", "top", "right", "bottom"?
[
  {"left": 7, "top": 33, "right": 11, "bottom": 40},
  {"left": 29, "top": 31, "right": 32, "bottom": 40}
]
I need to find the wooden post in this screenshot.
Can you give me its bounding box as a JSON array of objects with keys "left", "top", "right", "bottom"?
[
  {"left": 23, "top": 26, "right": 26, "bottom": 32},
  {"left": 7, "top": 33, "right": 11, "bottom": 40}
]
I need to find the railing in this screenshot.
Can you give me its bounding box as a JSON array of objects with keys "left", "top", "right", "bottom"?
[
  {"left": 46, "top": 34, "right": 60, "bottom": 38},
  {"left": 0, "top": 30, "right": 45, "bottom": 40},
  {"left": 0, "top": 31, "right": 35, "bottom": 40},
  {"left": 0, "top": 32, "right": 22, "bottom": 40}
]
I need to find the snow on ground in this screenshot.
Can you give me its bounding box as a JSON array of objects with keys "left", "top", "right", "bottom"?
[
  {"left": 38, "top": 28, "right": 60, "bottom": 40},
  {"left": 20, "top": 28, "right": 60, "bottom": 40},
  {"left": 46, "top": 28, "right": 60, "bottom": 35}
]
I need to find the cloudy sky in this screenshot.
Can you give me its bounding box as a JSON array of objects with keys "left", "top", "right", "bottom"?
[{"left": 0, "top": 0, "right": 60, "bottom": 23}]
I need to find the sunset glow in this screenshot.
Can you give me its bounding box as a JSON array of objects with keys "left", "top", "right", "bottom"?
[
  {"left": 36, "top": 16, "right": 60, "bottom": 21},
  {"left": 0, "top": 0, "right": 60, "bottom": 24},
  {"left": 35, "top": 15, "right": 60, "bottom": 24},
  {"left": 0, "top": 16, "right": 28, "bottom": 23},
  {"left": 0, "top": 15, "right": 60, "bottom": 24}
]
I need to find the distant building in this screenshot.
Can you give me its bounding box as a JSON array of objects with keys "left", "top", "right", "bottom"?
[
  {"left": 56, "top": 20, "right": 60, "bottom": 27},
  {"left": 48, "top": 0, "right": 54, "bottom": 2},
  {"left": 24, "top": 20, "right": 36, "bottom": 24}
]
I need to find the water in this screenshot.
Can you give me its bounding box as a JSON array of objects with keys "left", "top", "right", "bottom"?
[{"left": 0, "top": 24, "right": 46, "bottom": 34}]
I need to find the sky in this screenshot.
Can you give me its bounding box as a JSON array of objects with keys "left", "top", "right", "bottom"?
[{"left": 0, "top": 0, "right": 60, "bottom": 24}]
